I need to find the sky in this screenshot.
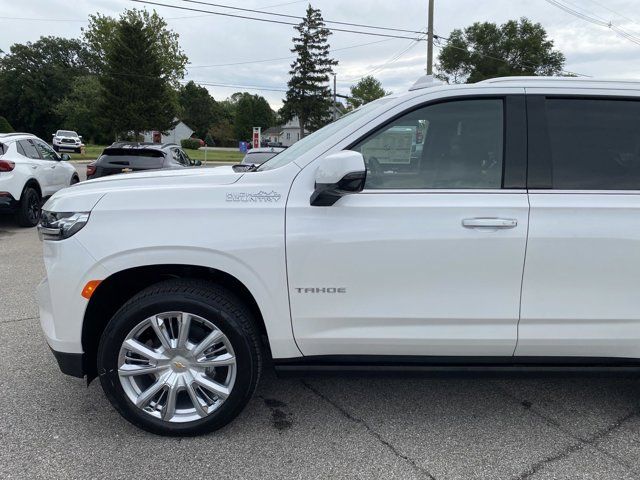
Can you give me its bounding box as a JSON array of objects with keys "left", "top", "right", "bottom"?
[{"left": 2, "top": 0, "right": 640, "bottom": 110}]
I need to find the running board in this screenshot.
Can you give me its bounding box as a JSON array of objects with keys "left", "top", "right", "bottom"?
[{"left": 273, "top": 355, "right": 640, "bottom": 377}]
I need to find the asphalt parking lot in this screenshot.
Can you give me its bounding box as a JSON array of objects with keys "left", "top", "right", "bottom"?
[{"left": 2, "top": 165, "right": 640, "bottom": 479}]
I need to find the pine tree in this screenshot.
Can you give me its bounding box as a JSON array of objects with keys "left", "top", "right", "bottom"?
[
  {"left": 99, "top": 14, "right": 178, "bottom": 139},
  {"left": 281, "top": 5, "right": 337, "bottom": 138}
]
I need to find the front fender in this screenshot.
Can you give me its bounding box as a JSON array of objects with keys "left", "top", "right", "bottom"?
[{"left": 78, "top": 245, "right": 301, "bottom": 359}]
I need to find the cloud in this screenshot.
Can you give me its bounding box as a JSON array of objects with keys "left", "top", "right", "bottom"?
[{"left": 2, "top": 0, "right": 640, "bottom": 108}]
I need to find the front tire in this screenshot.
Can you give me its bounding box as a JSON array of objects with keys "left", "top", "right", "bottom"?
[
  {"left": 70, "top": 174, "right": 79, "bottom": 185},
  {"left": 15, "top": 186, "right": 41, "bottom": 227},
  {"left": 97, "top": 279, "right": 262, "bottom": 436}
]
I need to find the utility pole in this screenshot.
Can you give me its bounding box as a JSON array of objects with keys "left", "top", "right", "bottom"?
[
  {"left": 426, "top": 0, "right": 434, "bottom": 75},
  {"left": 332, "top": 73, "right": 337, "bottom": 120}
]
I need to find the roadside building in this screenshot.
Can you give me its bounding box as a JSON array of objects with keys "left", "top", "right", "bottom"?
[{"left": 143, "top": 120, "right": 194, "bottom": 144}]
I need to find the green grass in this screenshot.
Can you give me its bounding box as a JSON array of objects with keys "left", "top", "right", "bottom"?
[
  {"left": 67, "top": 145, "right": 105, "bottom": 161},
  {"left": 185, "top": 149, "right": 244, "bottom": 163},
  {"left": 67, "top": 145, "right": 243, "bottom": 163}
]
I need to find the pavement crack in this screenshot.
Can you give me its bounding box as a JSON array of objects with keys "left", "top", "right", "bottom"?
[
  {"left": 0, "top": 316, "right": 38, "bottom": 325},
  {"left": 495, "top": 384, "right": 636, "bottom": 470},
  {"left": 504, "top": 393, "right": 640, "bottom": 479},
  {"left": 301, "top": 380, "right": 437, "bottom": 480}
]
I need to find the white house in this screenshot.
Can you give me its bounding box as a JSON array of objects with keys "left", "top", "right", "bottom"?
[{"left": 143, "top": 120, "right": 194, "bottom": 144}]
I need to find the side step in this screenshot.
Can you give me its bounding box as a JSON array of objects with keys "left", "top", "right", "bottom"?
[{"left": 273, "top": 355, "right": 640, "bottom": 377}]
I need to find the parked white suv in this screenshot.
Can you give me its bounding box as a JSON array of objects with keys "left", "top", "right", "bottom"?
[
  {"left": 52, "top": 130, "right": 83, "bottom": 153},
  {"left": 37, "top": 76, "right": 640, "bottom": 435},
  {"left": 0, "top": 133, "right": 79, "bottom": 226}
]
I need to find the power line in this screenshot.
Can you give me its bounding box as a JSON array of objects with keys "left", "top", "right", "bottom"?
[
  {"left": 177, "top": 0, "right": 425, "bottom": 35},
  {"left": 130, "top": 0, "right": 427, "bottom": 41},
  {"left": 188, "top": 38, "right": 396, "bottom": 69},
  {"left": 545, "top": 0, "right": 640, "bottom": 46},
  {"left": 584, "top": 0, "right": 640, "bottom": 26},
  {"left": 344, "top": 31, "right": 427, "bottom": 82},
  {"left": 187, "top": 80, "right": 287, "bottom": 92}
]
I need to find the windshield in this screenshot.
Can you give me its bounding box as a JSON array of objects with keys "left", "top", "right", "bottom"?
[
  {"left": 57, "top": 130, "right": 77, "bottom": 137},
  {"left": 242, "top": 152, "right": 279, "bottom": 165},
  {"left": 257, "top": 98, "right": 392, "bottom": 171}
]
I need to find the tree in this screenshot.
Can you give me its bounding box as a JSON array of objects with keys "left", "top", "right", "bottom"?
[
  {"left": 178, "top": 81, "right": 220, "bottom": 139},
  {"left": 55, "top": 76, "right": 108, "bottom": 143},
  {"left": 0, "top": 37, "right": 90, "bottom": 138},
  {"left": 436, "top": 18, "right": 565, "bottom": 84},
  {"left": 281, "top": 5, "right": 337, "bottom": 137},
  {"left": 348, "top": 75, "right": 390, "bottom": 109},
  {"left": 233, "top": 92, "right": 274, "bottom": 141},
  {"left": 209, "top": 120, "right": 235, "bottom": 147},
  {"left": 94, "top": 11, "right": 184, "bottom": 138},
  {"left": 83, "top": 9, "right": 187, "bottom": 86}
]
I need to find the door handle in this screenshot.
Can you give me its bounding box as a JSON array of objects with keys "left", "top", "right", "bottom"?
[{"left": 462, "top": 217, "right": 518, "bottom": 229}]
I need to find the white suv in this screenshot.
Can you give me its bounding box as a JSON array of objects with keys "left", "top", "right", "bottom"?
[
  {"left": 0, "top": 133, "right": 79, "bottom": 226},
  {"left": 37, "top": 76, "right": 640, "bottom": 435}
]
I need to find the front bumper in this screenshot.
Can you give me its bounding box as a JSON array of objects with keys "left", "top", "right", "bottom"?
[
  {"left": 50, "top": 348, "right": 85, "bottom": 378},
  {"left": 37, "top": 236, "right": 110, "bottom": 377}
]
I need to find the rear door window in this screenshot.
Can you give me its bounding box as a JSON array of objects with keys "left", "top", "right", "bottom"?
[{"left": 544, "top": 98, "right": 640, "bottom": 189}]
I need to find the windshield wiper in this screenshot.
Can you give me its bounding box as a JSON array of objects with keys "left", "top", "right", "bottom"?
[{"left": 232, "top": 163, "right": 258, "bottom": 173}]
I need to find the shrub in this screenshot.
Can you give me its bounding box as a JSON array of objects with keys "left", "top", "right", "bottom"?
[
  {"left": 0, "top": 116, "right": 14, "bottom": 133},
  {"left": 205, "top": 133, "right": 215, "bottom": 147},
  {"left": 180, "top": 138, "right": 201, "bottom": 150}
]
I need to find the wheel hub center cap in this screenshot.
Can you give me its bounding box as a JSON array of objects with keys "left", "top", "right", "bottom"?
[{"left": 170, "top": 356, "right": 190, "bottom": 372}]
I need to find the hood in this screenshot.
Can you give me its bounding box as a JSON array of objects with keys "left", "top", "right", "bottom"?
[{"left": 44, "top": 165, "right": 242, "bottom": 213}]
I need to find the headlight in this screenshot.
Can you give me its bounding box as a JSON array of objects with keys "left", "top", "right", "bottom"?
[{"left": 38, "top": 211, "right": 90, "bottom": 241}]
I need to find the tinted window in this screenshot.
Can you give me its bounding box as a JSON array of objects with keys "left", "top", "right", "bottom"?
[
  {"left": 546, "top": 98, "right": 640, "bottom": 189},
  {"left": 352, "top": 99, "right": 504, "bottom": 189},
  {"left": 34, "top": 140, "right": 58, "bottom": 161},
  {"left": 98, "top": 155, "right": 164, "bottom": 169},
  {"left": 19, "top": 140, "right": 41, "bottom": 159}
]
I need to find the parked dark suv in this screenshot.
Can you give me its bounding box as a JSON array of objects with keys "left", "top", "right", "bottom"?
[{"left": 86, "top": 142, "right": 201, "bottom": 179}]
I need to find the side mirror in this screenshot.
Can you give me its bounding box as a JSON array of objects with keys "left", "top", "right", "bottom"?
[
  {"left": 60, "top": 153, "right": 70, "bottom": 161},
  {"left": 78, "top": 135, "right": 83, "bottom": 140},
  {"left": 310, "top": 151, "right": 366, "bottom": 206},
  {"left": 193, "top": 159, "right": 202, "bottom": 166}
]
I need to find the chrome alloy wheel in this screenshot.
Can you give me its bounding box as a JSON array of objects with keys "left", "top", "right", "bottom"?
[{"left": 117, "top": 312, "right": 236, "bottom": 423}]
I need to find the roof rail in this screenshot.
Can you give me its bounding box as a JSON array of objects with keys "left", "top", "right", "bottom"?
[
  {"left": 479, "top": 76, "right": 640, "bottom": 85},
  {"left": 409, "top": 75, "right": 444, "bottom": 91},
  {"left": 0, "top": 132, "right": 32, "bottom": 138}
]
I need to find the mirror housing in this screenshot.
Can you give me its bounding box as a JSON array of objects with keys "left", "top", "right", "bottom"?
[
  {"left": 310, "top": 151, "right": 366, "bottom": 206},
  {"left": 60, "top": 153, "right": 71, "bottom": 161},
  {"left": 193, "top": 159, "right": 202, "bottom": 166}
]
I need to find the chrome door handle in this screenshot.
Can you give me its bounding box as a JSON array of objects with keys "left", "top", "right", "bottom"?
[{"left": 462, "top": 217, "right": 518, "bottom": 229}]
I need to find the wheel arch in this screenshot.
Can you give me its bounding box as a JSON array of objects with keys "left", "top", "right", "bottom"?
[
  {"left": 21, "top": 178, "right": 42, "bottom": 200},
  {"left": 82, "top": 264, "right": 270, "bottom": 381}
]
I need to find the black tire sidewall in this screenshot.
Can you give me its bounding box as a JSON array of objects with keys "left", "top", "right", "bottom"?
[
  {"left": 97, "top": 289, "right": 259, "bottom": 436},
  {"left": 16, "top": 187, "right": 40, "bottom": 227}
]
